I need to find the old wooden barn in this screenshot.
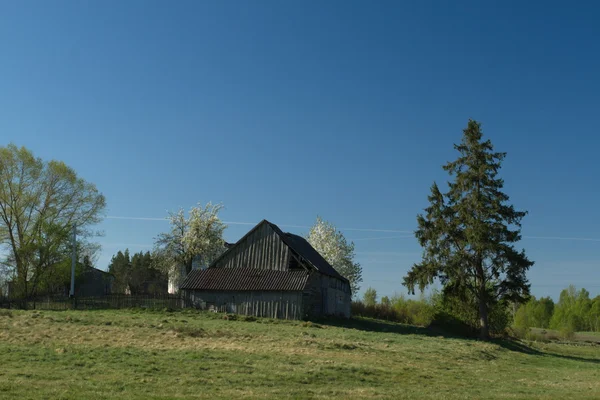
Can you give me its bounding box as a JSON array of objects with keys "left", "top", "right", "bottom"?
[{"left": 180, "top": 220, "right": 351, "bottom": 319}]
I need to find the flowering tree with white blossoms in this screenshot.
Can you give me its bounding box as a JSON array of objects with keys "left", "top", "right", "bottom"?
[
  {"left": 307, "top": 216, "right": 362, "bottom": 295},
  {"left": 153, "top": 202, "right": 227, "bottom": 284}
]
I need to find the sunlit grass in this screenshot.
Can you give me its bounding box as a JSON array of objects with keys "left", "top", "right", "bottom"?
[{"left": 0, "top": 309, "right": 599, "bottom": 399}]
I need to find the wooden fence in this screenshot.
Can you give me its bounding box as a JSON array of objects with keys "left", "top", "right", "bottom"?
[{"left": 0, "top": 294, "right": 189, "bottom": 311}]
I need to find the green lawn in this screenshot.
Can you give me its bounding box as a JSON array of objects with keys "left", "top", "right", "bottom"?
[{"left": 0, "top": 309, "right": 599, "bottom": 399}]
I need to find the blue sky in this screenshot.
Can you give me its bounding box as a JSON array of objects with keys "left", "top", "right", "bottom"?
[{"left": 1, "top": 1, "right": 599, "bottom": 300}]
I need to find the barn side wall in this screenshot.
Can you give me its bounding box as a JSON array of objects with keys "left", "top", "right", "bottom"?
[
  {"left": 303, "top": 274, "right": 351, "bottom": 319},
  {"left": 182, "top": 290, "right": 304, "bottom": 320},
  {"left": 212, "top": 223, "right": 290, "bottom": 271}
]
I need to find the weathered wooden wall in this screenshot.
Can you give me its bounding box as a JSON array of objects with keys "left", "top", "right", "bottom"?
[
  {"left": 213, "top": 223, "right": 290, "bottom": 271},
  {"left": 303, "top": 274, "right": 351, "bottom": 318},
  {"left": 182, "top": 290, "right": 304, "bottom": 320}
]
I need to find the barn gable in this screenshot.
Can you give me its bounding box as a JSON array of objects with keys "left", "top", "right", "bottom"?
[
  {"left": 211, "top": 220, "right": 292, "bottom": 271},
  {"left": 211, "top": 220, "right": 349, "bottom": 283}
]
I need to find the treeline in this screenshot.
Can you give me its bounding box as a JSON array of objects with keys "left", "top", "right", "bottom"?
[
  {"left": 353, "top": 287, "right": 510, "bottom": 336},
  {"left": 353, "top": 290, "right": 436, "bottom": 327},
  {"left": 353, "top": 285, "right": 599, "bottom": 338},
  {"left": 108, "top": 250, "right": 167, "bottom": 295},
  {"left": 513, "top": 285, "right": 600, "bottom": 336}
]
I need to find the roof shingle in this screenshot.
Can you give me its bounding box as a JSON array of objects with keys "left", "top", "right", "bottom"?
[{"left": 180, "top": 268, "right": 309, "bottom": 291}]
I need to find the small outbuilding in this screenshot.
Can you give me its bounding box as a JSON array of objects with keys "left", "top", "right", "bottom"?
[{"left": 180, "top": 220, "right": 351, "bottom": 319}]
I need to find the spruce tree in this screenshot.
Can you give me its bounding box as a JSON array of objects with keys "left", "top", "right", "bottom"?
[{"left": 403, "top": 120, "right": 534, "bottom": 339}]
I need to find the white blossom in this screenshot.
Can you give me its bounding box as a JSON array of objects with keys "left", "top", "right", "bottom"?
[{"left": 307, "top": 216, "right": 362, "bottom": 295}]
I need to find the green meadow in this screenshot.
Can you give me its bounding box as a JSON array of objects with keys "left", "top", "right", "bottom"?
[{"left": 0, "top": 309, "right": 599, "bottom": 399}]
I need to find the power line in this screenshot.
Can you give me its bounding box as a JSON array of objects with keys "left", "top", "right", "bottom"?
[
  {"left": 524, "top": 236, "right": 600, "bottom": 242},
  {"left": 106, "top": 216, "right": 413, "bottom": 233},
  {"left": 105, "top": 216, "right": 600, "bottom": 242}
]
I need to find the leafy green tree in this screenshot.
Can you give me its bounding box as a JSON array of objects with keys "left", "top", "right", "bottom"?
[
  {"left": 550, "top": 285, "right": 592, "bottom": 332},
  {"left": 403, "top": 120, "right": 534, "bottom": 339},
  {"left": 381, "top": 296, "right": 391, "bottom": 307},
  {"left": 0, "top": 144, "right": 106, "bottom": 298},
  {"left": 513, "top": 296, "right": 555, "bottom": 336},
  {"left": 307, "top": 217, "right": 362, "bottom": 294},
  {"left": 363, "top": 287, "right": 377, "bottom": 307},
  {"left": 589, "top": 296, "right": 600, "bottom": 332},
  {"left": 534, "top": 297, "right": 555, "bottom": 328}
]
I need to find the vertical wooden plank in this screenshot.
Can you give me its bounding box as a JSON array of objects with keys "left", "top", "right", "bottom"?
[
  {"left": 271, "top": 233, "right": 277, "bottom": 270},
  {"left": 280, "top": 234, "right": 284, "bottom": 270},
  {"left": 261, "top": 225, "right": 268, "bottom": 269},
  {"left": 271, "top": 234, "right": 276, "bottom": 270},
  {"left": 251, "top": 230, "right": 257, "bottom": 267},
  {"left": 255, "top": 228, "right": 261, "bottom": 269},
  {"left": 254, "top": 231, "right": 258, "bottom": 268},
  {"left": 274, "top": 234, "right": 280, "bottom": 270},
  {"left": 264, "top": 233, "right": 270, "bottom": 270},
  {"left": 275, "top": 234, "right": 280, "bottom": 270},
  {"left": 255, "top": 228, "right": 264, "bottom": 268},
  {"left": 282, "top": 245, "right": 288, "bottom": 271}
]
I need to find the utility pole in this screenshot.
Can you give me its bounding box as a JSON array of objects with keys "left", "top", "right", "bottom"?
[{"left": 70, "top": 224, "right": 76, "bottom": 298}]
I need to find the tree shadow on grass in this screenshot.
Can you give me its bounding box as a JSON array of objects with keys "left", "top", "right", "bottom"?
[
  {"left": 320, "top": 316, "right": 474, "bottom": 340},
  {"left": 494, "top": 338, "right": 600, "bottom": 364},
  {"left": 321, "top": 316, "right": 600, "bottom": 365}
]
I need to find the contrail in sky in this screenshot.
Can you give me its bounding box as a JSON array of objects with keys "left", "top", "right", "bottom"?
[
  {"left": 352, "top": 236, "right": 414, "bottom": 241},
  {"left": 106, "top": 216, "right": 412, "bottom": 233},
  {"left": 105, "top": 216, "right": 600, "bottom": 241}
]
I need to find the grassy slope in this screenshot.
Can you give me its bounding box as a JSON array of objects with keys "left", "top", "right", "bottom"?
[
  {"left": 530, "top": 328, "right": 600, "bottom": 344},
  {"left": 0, "top": 309, "right": 599, "bottom": 400}
]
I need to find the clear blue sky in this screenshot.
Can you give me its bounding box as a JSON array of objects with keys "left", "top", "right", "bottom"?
[{"left": 1, "top": 1, "right": 599, "bottom": 300}]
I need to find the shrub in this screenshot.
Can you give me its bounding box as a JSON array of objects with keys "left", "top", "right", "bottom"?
[
  {"left": 525, "top": 331, "right": 550, "bottom": 342},
  {"left": 301, "top": 321, "right": 323, "bottom": 329},
  {"left": 430, "top": 290, "right": 511, "bottom": 337},
  {"left": 351, "top": 293, "right": 436, "bottom": 327},
  {"left": 559, "top": 325, "right": 576, "bottom": 341}
]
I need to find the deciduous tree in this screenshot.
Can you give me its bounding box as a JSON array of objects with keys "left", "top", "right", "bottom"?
[
  {"left": 307, "top": 216, "right": 363, "bottom": 295},
  {"left": 0, "top": 144, "right": 106, "bottom": 297},
  {"left": 363, "top": 287, "right": 377, "bottom": 307},
  {"left": 153, "top": 202, "right": 226, "bottom": 283}
]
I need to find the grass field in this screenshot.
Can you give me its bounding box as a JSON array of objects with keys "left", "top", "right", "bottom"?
[
  {"left": 1, "top": 309, "right": 599, "bottom": 399},
  {"left": 530, "top": 327, "right": 600, "bottom": 344}
]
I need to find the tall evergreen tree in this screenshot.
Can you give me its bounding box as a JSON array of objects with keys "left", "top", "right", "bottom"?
[
  {"left": 403, "top": 120, "right": 534, "bottom": 339},
  {"left": 108, "top": 250, "right": 167, "bottom": 294},
  {"left": 108, "top": 250, "right": 131, "bottom": 294}
]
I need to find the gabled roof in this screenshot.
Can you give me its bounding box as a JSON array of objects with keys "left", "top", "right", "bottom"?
[
  {"left": 180, "top": 268, "right": 309, "bottom": 291},
  {"left": 210, "top": 220, "right": 348, "bottom": 283}
]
